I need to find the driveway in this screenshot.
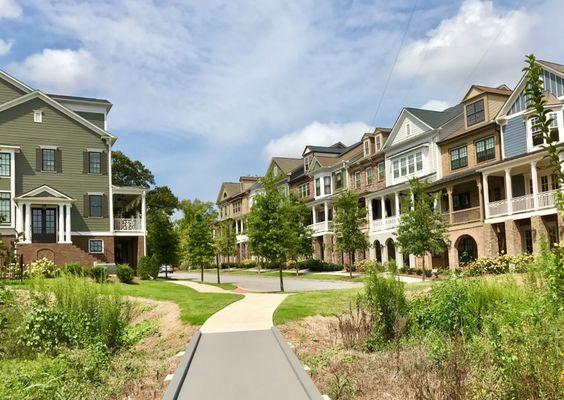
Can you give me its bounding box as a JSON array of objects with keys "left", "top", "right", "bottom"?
[{"left": 162, "top": 270, "right": 363, "bottom": 292}]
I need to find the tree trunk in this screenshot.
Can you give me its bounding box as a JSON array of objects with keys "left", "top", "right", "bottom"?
[
  {"left": 279, "top": 262, "right": 284, "bottom": 292},
  {"left": 201, "top": 264, "right": 204, "bottom": 282},
  {"left": 216, "top": 255, "right": 221, "bottom": 284},
  {"left": 349, "top": 252, "right": 353, "bottom": 279},
  {"left": 421, "top": 254, "right": 426, "bottom": 282}
]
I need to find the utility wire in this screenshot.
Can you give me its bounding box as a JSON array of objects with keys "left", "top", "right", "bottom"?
[{"left": 370, "top": 0, "right": 419, "bottom": 127}]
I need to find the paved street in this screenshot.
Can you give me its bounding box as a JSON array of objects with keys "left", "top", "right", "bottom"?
[{"left": 161, "top": 270, "right": 363, "bottom": 292}]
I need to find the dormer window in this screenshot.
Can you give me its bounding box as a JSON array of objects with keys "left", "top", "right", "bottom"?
[
  {"left": 466, "top": 99, "right": 485, "bottom": 126},
  {"left": 363, "top": 140, "right": 370, "bottom": 156},
  {"left": 273, "top": 165, "right": 279, "bottom": 176},
  {"left": 33, "top": 110, "right": 43, "bottom": 123},
  {"left": 304, "top": 155, "right": 312, "bottom": 172},
  {"left": 375, "top": 135, "right": 382, "bottom": 151}
]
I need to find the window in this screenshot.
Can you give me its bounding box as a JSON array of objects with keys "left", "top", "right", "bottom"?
[
  {"left": 42, "top": 149, "right": 55, "bottom": 172},
  {"left": 530, "top": 117, "right": 544, "bottom": 146},
  {"left": 33, "top": 110, "right": 43, "bottom": 123},
  {"left": 366, "top": 167, "right": 373, "bottom": 185},
  {"left": 453, "top": 192, "right": 471, "bottom": 210},
  {"left": 0, "top": 192, "right": 10, "bottom": 223},
  {"left": 400, "top": 158, "right": 407, "bottom": 176},
  {"left": 407, "top": 154, "right": 415, "bottom": 174},
  {"left": 377, "top": 162, "right": 385, "bottom": 181},
  {"left": 393, "top": 161, "right": 399, "bottom": 179},
  {"left": 354, "top": 171, "right": 361, "bottom": 188},
  {"left": 89, "top": 195, "right": 103, "bottom": 218},
  {"left": 89, "top": 239, "right": 103, "bottom": 254},
  {"left": 304, "top": 155, "right": 313, "bottom": 172},
  {"left": 315, "top": 178, "right": 321, "bottom": 196},
  {"left": 548, "top": 112, "right": 559, "bottom": 142},
  {"left": 405, "top": 122, "right": 411, "bottom": 136},
  {"left": 415, "top": 152, "right": 423, "bottom": 171},
  {"left": 324, "top": 176, "right": 331, "bottom": 194},
  {"left": 334, "top": 170, "right": 343, "bottom": 190},
  {"left": 551, "top": 174, "right": 559, "bottom": 190},
  {"left": 273, "top": 165, "right": 279, "bottom": 176},
  {"left": 466, "top": 99, "right": 485, "bottom": 126},
  {"left": 298, "top": 183, "right": 310, "bottom": 198},
  {"left": 450, "top": 146, "right": 468, "bottom": 170},
  {"left": 233, "top": 201, "right": 241, "bottom": 213},
  {"left": 475, "top": 136, "right": 495, "bottom": 163},
  {"left": 363, "top": 140, "right": 370, "bottom": 156},
  {"left": 375, "top": 136, "right": 382, "bottom": 151},
  {"left": 0, "top": 153, "right": 10, "bottom": 176},
  {"left": 88, "top": 151, "right": 101, "bottom": 174},
  {"left": 541, "top": 176, "right": 549, "bottom": 192}
]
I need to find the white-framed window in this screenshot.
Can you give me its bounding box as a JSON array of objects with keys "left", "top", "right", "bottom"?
[
  {"left": 33, "top": 110, "right": 43, "bottom": 123},
  {"left": 365, "top": 167, "right": 373, "bottom": 185},
  {"left": 0, "top": 192, "right": 10, "bottom": 224},
  {"left": 233, "top": 201, "right": 241, "bottom": 213},
  {"left": 407, "top": 154, "right": 415, "bottom": 174},
  {"left": 298, "top": 183, "right": 310, "bottom": 198},
  {"left": 42, "top": 148, "right": 56, "bottom": 172},
  {"left": 363, "top": 140, "right": 370, "bottom": 156},
  {"left": 315, "top": 178, "right": 321, "bottom": 196},
  {"left": 88, "top": 151, "right": 102, "bottom": 174},
  {"left": 89, "top": 239, "right": 104, "bottom": 254},
  {"left": 304, "top": 155, "right": 313, "bottom": 172},
  {"left": 530, "top": 112, "right": 560, "bottom": 147},
  {"left": 405, "top": 122, "right": 411, "bottom": 136},
  {"left": 392, "top": 151, "right": 423, "bottom": 180},
  {"left": 475, "top": 136, "right": 495, "bottom": 163},
  {"left": 333, "top": 170, "right": 343, "bottom": 190},
  {"left": 466, "top": 99, "right": 485, "bottom": 126},
  {"left": 393, "top": 160, "right": 399, "bottom": 179},
  {"left": 323, "top": 176, "right": 331, "bottom": 194},
  {"left": 0, "top": 153, "right": 10, "bottom": 177},
  {"left": 273, "top": 165, "right": 279, "bottom": 176},
  {"left": 377, "top": 162, "right": 385, "bottom": 181},
  {"left": 375, "top": 135, "right": 382, "bottom": 151},
  {"left": 354, "top": 171, "right": 361, "bottom": 188}
]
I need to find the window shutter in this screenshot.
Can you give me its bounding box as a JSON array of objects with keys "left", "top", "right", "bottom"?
[
  {"left": 36, "top": 148, "right": 42, "bottom": 171},
  {"left": 84, "top": 194, "right": 90, "bottom": 217},
  {"left": 102, "top": 194, "right": 108, "bottom": 218},
  {"left": 55, "top": 149, "right": 63, "bottom": 173},
  {"left": 83, "top": 152, "right": 89, "bottom": 173},
  {"left": 101, "top": 151, "right": 108, "bottom": 175}
]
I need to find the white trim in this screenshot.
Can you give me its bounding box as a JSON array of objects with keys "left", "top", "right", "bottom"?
[
  {"left": 88, "top": 238, "right": 104, "bottom": 254},
  {"left": 87, "top": 192, "right": 104, "bottom": 196},
  {"left": 33, "top": 110, "right": 43, "bottom": 123},
  {"left": 0, "top": 69, "right": 33, "bottom": 93},
  {"left": 382, "top": 109, "right": 433, "bottom": 151},
  {"left": 86, "top": 148, "right": 104, "bottom": 153},
  {"left": 39, "top": 145, "right": 59, "bottom": 150},
  {"left": 0, "top": 91, "right": 117, "bottom": 143},
  {"left": 16, "top": 184, "right": 74, "bottom": 201}
]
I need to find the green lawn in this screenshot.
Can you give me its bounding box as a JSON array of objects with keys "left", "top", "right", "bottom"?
[
  {"left": 119, "top": 280, "right": 243, "bottom": 325},
  {"left": 199, "top": 281, "right": 237, "bottom": 290},
  {"left": 273, "top": 288, "right": 362, "bottom": 325}
]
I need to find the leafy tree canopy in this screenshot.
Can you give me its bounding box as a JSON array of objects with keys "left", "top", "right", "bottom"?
[{"left": 112, "top": 150, "right": 155, "bottom": 188}]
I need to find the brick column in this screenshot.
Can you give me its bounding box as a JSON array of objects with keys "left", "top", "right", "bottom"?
[
  {"left": 531, "top": 215, "right": 549, "bottom": 254},
  {"left": 482, "top": 223, "right": 500, "bottom": 258},
  {"left": 323, "top": 234, "right": 333, "bottom": 263},
  {"left": 558, "top": 214, "right": 564, "bottom": 244},
  {"left": 504, "top": 219, "right": 521, "bottom": 255},
  {"left": 448, "top": 239, "right": 459, "bottom": 269}
]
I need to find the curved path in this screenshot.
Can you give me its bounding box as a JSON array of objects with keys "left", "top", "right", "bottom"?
[{"left": 164, "top": 281, "right": 325, "bottom": 400}]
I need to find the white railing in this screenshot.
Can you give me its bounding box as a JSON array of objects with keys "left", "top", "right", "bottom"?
[
  {"left": 309, "top": 221, "right": 333, "bottom": 234},
  {"left": 236, "top": 234, "right": 248, "bottom": 243},
  {"left": 384, "top": 215, "right": 399, "bottom": 229},
  {"left": 487, "top": 190, "right": 557, "bottom": 218},
  {"left": 370, "top": 219, "right": 383, "bottom": 232},
  {"left": 114, "top": 218, "right": 143, "bottom": 232}
]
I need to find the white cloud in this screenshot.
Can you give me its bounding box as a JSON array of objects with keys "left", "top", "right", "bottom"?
[
  {"left": 0, "top": 0, "right": 22, "bottom": 19},
  {"left": 263, "top": 121, "right": 374, "bottom": 159},
  {"left": 0, "top": 39, "right": 13, "bottom": 55},
  {"left": 13, "top": 48, "right": 97, "bottom": 92},
  {"left": 421, "top": 99, "right": 449, "bottom": 111}
]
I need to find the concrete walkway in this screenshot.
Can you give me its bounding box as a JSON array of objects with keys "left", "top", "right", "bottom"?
[{"left": 168, "top": 279, "right": 228, "bottom": 294}]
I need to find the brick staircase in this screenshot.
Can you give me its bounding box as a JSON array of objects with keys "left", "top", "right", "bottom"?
[{"left": 16, "top": 243, "right": 100, "bottom": 267}]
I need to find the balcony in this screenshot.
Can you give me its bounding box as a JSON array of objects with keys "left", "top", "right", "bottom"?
[
  {"left": 114, "top": 218, "right": 143, "bottom": 232},
  {"left": 236, "top": 234, "right": 248, "bottom": 243},
  {"left": 487, "top": 190, "right": 557, "bottom": 218},
  {"left": 309, "top": 221, "right": 333, "bottom": 235},
  {"left": 369, "top": 215, "right": 399, "bottom": 232},
  {"left": 443, "top": 206, "right": 482, "bottom": 226}
]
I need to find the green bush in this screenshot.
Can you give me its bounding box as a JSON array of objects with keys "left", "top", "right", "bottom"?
[
  {"left": 62, "top": 262, "right": 85, "bottom": 276},
  {"left": 138, "top": 255, "right": 158, "bottom": 280},
  {"left": 299, "top": 259, "right": 342, "bottom": 272},
  {"left": 116, "top": 264, "right": 134, "bottom": 284},
  {"left": 90, "top": 265, "right": 108, "bottom": 283},
  {"left": 27, "top": 258, "right": 60, "bottom": 278},
  {"left": 363, "top": 267, "right": 407, "bottom": 343},
  {"left": 463, "top": 253, "right": 534, "bottom": 276},
  {"left": 354, "top": 259, "right": 383, "bottom": 273}
]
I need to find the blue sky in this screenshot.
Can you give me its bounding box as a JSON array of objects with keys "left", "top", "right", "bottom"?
[{"left": 1, "top": 0, "right": 563, "bottom": 202}]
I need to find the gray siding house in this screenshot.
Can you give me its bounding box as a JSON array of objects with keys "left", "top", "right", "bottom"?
[{"left": 0, "top": 69, "right": 147, "bottom": 267}]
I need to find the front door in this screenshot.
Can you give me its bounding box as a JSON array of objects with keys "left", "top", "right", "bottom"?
[{"left": 32, "top": 208, "right": 57, "bottom": 243}]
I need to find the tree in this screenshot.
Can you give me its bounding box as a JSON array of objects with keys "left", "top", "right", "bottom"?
[
  {"left": 112, "top": 150, "right": 155, "bottom": 188},
  {"left": 245, "top": 173, "right": 290, "bottom": 291},
  {"left": 178, "top": 200, "right": 217, "bottom": 281},
  {"left": 333, "top": 190, "right": 370, "bottom": 278},
  {"left": 523, "top": 54, "right": 564, "bottom": 214},
  {"left": 395, "top": 179, "right": 447, "bottom": 281},
  {"left": 214, "top": 220, "right": 237, "bottom": 283},
  {"left": 284, "top": 194, "right": 313, "bottom": 276},
  {"left": 146, "top": 186, "right": 180, "bottom": 269}
]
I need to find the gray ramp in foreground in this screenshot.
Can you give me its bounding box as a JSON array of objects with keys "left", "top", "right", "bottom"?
[{"left": 164, "top": 327, "right": 323, "bottom": 400}]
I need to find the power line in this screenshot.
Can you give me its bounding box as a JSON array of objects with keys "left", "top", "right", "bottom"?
[{"left": 370, "top": 0, "right": 419, "bottom": 126}]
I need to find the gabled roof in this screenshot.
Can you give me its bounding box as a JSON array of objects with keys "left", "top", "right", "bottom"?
[
  {"left": 462, "top": 84, "right": 512, "bottom": 102},
  {"left": 0, "top": 68, "right": 33, "bottom": 93},
  {"left": 538, "top": 59, "right": 564, "bottom": 74},
  {"left": 271, "top": 157, "right": 302, "bottom": 175},
  {"left": 302, "top": 142, "right": 347, "bottom": 156},
  {"left": 0, "top": 90, "right": 117, "bottom": 143},
  {"left": 405, "top": 104, "right": 463, "bottom": 129},
  {"left": 217, "top": 182, "right": 242, "bottom": 204},
  {"left": 48, "top": 93, "right": 113, "bottom": 111},
  {"left": 16, "top": 185, "right": 74, "bottom": 202}
]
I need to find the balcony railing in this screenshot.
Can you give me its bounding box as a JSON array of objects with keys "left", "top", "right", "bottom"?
[
  {"left": 443, "top": 206, "right": 482, "bottom": 226},
  {"left": 369, "top": 215, "right": 399, "bottom": 232},
  {"left": 236, "top": 234, "right": 248, "bottom": 243},
  {"left": 309, "top": 221, "right": 333, "bottom": 235},
  {"left": 114, "top": 218, "right": 143, "bottom": 232},
  {"left": 487, "top": 190, "right": 557, "bottom": 218}
]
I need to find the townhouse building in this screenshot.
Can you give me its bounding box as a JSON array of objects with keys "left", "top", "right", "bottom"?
[
  {"left": 0, "top": 69, "right": 147, "bottom": 267},
  {"left": 214, "top": 59, "right": 564, "bottom": 269}
]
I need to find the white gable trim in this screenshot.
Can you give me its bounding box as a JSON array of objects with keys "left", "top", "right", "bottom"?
[
  {"left": 0, "top": 91, "right": 117, "bottom": 143},
  {"left": 16, "top": 185, "right": 74, "bottom": 201},
  {"left": 0, "top": 69, "right": 33, "bottom": 94},
  {"left": 382, "top": 109, "right": 433, "bottom": 151}
]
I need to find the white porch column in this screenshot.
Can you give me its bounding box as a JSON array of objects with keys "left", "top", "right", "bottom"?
[
  {"left": 240, "top": 218, "right": 244, "bottom": 233},
  {"left": 58, "top": 204, "right": 64, "bottom": 243},
  {"left": 505, "top": 168, "right": 513, "bottom": 215},
  {"left": 65, "top": 204, "right": 71, "bottom": 243},
  {"left": 482, "top": 173, "right": 490, "bottom": 219},
  {"left": 380, "top": 196, "right": 386, "bottom": 219},
  {"left": 24, "top": 202, "right": 31, "bottom": 243},
  {"left": 312, "top": 206, "right": 317, "bottom": 224},
  {"left": 382, "top": 242, "right": 389, "bottom": 262},
  {"left": 394, "top": 192, "right": 400, "bottom": 216},
  {"left": 141, "top": 191, "right": 147, "bottom": 234},
  {"left": 395, "top": 247, "right": 403, "bottom": 268},
  {"left": 367, "top": 198, "right": 373, "bottom": 225},
  {"left": 324, "top": 201, "right": 329, "bottom": 231},
  {"left": 530, "top": 160, "right": 539, "bottom": 210},
  {"left": 16, "top": 203, "right": 23, "bottom": 236}
]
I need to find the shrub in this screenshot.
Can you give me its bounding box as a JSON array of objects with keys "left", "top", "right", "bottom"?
[
  {"left": 300, "top": 259, "right": 342, "bottom": 272},
  {"left": 138, "top": 255, "right": 158, "bottom": 280},
  {"left": 91, "top": 265, "right": 108, "bottom": 283},
  {"left": 62, "top": 262, "right": 85, "bottom": 277},
  {"left": 241, "top": 259, "right": 257, "bottom": 268},
  {"left": 28, "top": 258, "right": 60, "bottom": 278},
  {"left": 363, "top": 267, "right": 407, "bottom": 344},
  {"left": 354, "top": 259, "right": 383, "bottom": 273},
  {"left": 463, "top": 253, "right": 534, "bottom": 277},
  {"left": 116, "top": 264, "right": 134, "bottom": 284},
  {"left": 385, "top": 260, "right": 397, "bottom": 274}
]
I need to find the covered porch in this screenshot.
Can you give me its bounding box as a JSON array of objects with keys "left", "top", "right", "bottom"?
[
  {"left": 112, "top": 186, "right": 147, "bottom": 263},
  {"left": 309, "top": 200, "right": 333, "bottom": 236}
]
